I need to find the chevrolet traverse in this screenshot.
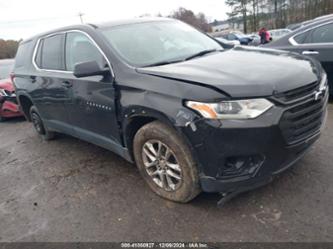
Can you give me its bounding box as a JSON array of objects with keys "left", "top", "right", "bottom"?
[{"left": 13, "top": 18, "right": 329, "bottom": 203}]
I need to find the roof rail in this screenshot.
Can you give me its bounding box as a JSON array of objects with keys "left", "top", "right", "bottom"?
[{"left": 87, "top": 23, "right": 98, "bottom": 29}]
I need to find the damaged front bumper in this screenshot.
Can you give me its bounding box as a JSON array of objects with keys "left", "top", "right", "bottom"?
[
  {"left": 180, "top": 91, "right": 328, "bottom": 205},
  {"left": 201, "top": 133, "right": 318, "bottom": 206}
]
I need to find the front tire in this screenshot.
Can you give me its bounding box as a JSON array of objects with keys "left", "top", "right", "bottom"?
[
  {"left": 29, "top": 106, "right": 55, "bottom": 141},
  {"left": 133, "top": 121, "right": 201, "bottom": 203}
]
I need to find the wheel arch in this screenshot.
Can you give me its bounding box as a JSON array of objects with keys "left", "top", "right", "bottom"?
[
  {"left": 122, "top": 106, "right": 174, "bottom": 155},
  {"left": 121, "top": 105, "right": 202, "bottom": 172},
  {"left": 17, "top": 93, "right": 34, "bottom": 121},
  {"left": 122, "top": 106, "right": 179, "bottom": 159}
]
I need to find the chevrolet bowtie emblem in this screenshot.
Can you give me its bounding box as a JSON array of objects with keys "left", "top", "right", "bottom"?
[{"left": 314, "top": 90, "right": 324, "bottom": 101}]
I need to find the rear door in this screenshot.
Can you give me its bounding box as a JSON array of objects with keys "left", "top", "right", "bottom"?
[
  {"left": 33, "top": 34, "right": 72, "bottom": 130},
  {"left": 63, "top": 31, "right": 122, "bottom": 146}
]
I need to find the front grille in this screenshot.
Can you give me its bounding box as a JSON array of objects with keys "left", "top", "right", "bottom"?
[
  {"left": 279, "top": 92, "right": 327, "bottom": 145},
  {"left": 273, "top": 81, "right": 318, "bottom": 104}
]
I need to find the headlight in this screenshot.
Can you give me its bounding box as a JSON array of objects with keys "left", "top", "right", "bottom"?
[
  {"left": 319, "top": 72, "right": 327, "bottom": 91},
  {"left": 186, "top": 99, "right": 273, "bottom": 120}
]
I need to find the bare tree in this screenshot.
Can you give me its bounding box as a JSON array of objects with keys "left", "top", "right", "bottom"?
[
  {"left": 170, "top": 7, "right": 212, "bottom": 32},
  {"left": 226, "top": 0, "right": 249, "bottom": 33},
  {"left": 0, "top": 39, "right": 20, "bottom": 59},
  {"left": 226, "top": 0, "right": 333, "bottom": 33}
]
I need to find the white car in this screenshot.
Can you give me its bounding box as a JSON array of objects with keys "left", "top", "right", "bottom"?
[
  {"left": 248, "top": 34, "right": 261, "bottom": 46},
  {"left": 215, "top": 37, "right": 240, "bottom": 46},
  {"left": 269, "top": 29, "right": 291, "bottom": 41}
]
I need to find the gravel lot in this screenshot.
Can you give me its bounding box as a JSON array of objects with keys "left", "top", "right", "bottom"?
[{"left": 0, "top": 104, "right": 332, "bottom": 242}]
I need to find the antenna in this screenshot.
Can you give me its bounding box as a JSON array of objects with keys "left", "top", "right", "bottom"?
[{"left": 78, "top": 12, "right": 85, "bottom": 24}]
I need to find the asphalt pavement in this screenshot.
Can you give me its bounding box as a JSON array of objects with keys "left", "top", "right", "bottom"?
[{"left": 0, "top": 104, "right": 332, "bottom": 242}]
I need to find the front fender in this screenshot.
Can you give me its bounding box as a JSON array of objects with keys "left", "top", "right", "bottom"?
[
  {"left": 119, "top": 88, "right": 209, "bottom": 172},
  {"left": 119, "top": 87, "right": 199, "bottom": 129}
]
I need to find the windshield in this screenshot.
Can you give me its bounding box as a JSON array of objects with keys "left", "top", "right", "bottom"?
[
  {"left": 101, "top": 20, "right": 222, "bottom": 67},
  {"left": 0, "top": 59, "right": 14, "bottom": 80}
]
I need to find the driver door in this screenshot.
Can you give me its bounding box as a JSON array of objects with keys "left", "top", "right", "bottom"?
[{"left": 63, "top": 31, "right": 122, "bottom": 147}]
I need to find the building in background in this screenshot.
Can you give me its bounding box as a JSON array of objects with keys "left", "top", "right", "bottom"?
[
  {"left": 209, "top": 20, "right": 230, "bottom": 32},
  {"left": 209, "top": 18, "right": 244, "bottom": 33}
]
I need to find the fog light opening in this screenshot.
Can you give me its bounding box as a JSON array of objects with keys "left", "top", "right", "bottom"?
[{"left": 219, "top": 155, "right": 265, "bottom": 179}]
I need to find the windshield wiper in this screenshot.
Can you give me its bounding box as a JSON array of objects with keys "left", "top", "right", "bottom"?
[
  {"left": 143, "top": 49, "right": 222, "bottom": 67},
  {"left": 144, "top": 59, "right": 183, "bottom": 67},
  {"left": 184, "top": 49, "right": 222, "bottom": 61}
]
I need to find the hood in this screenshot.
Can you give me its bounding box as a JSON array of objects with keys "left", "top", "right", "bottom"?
[
  {"left": 0, "top": 78, "right": 15, "bottom": 92},
  {"left": 137, "top": 46, "right": 319, "bottom": 98}
]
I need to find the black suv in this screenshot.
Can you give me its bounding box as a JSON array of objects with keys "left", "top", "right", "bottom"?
[{"left": 13, "top": 18, "right": 329, "bottom": 204}]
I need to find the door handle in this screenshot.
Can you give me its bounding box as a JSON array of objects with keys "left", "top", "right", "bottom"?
[
  {"left": 62, "top": 81, "right": 73, "bottom": 88},
  {"left": 302, "top": 50, "right": 319, "bottom": 55},
  {"left": 30, "top": 75, "right": 36, "bottom": 83}
]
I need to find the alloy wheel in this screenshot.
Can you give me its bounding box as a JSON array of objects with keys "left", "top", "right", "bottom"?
[
  {"left": 142, "top": 139, "right": 182, "bottom": 191},
  {"left": 31, "top": 112, "right": 44, "bottom": 134}
]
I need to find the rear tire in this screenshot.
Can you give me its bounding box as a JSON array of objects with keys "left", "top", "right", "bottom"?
[
  {"left": 0, "top": 116, "right": 5, "bottom": 122},
  {"left": 133, "top": 121, "right": 201, "bottom": 203},
  {"left": 29, "top": 106, "right": 55, "bottom": 141}
]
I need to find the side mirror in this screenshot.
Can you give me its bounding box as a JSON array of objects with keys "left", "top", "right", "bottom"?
[{"left": 73, "top": 60, "right": 109, "bottom": 78}]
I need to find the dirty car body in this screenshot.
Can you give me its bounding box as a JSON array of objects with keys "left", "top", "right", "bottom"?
[{"left": 13, "top": 18, "right": 329, "bottom": 204}]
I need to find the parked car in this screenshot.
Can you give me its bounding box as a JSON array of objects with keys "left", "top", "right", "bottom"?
[
  {"left": 215, "top": 37, "right": 240, "bottom": 46},
  {"left": 287, "top": 23, "right": 302, "bottom": 31},
  {"left": 265, "top": 17, "right": 333, "bottom": 97},
  {"left": 0, "top": 59, "right": 23, "bottom": 121},
  {"left": 287, "top": 14, "right": 333, "bottom": 31},
  {"left": 268, "top": 29, "right": 291, "bottom": 41},
  {"left": 13, "top": 18, "right": 329, "bottom": 204},
  {"left": 223, "top": 31, "right": 253, "bottom": 45},
  {"left": 210, "top": 32, "right": 241, "bottom": 47},
  {"left": 248, "top": 33, "right": 261, "bottom": 46}
]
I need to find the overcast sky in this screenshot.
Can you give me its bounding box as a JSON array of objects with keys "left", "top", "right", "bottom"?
[{"left": 0, "top": 0, "right": 230, "bottom": 40}]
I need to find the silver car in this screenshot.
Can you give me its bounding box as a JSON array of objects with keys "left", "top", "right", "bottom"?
[{"left": 269, "top": 29, "right": 292, "bottom": 41}]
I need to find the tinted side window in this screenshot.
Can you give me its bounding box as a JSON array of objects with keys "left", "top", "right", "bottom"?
[
  {"left": 294, "top": 31, "right": 310, "bottom": 44},
  {"left": 14, "top": 41, "right": 33, "bottom": 70},
  {"left": 41, "top": 34, "right": 65, "bottom": 70},
  {"left": 311, "top": 23, "right": 333, "bottom": 43},
  {"left": 65, "top": 32, "right": 105, "bottom": 71}
]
